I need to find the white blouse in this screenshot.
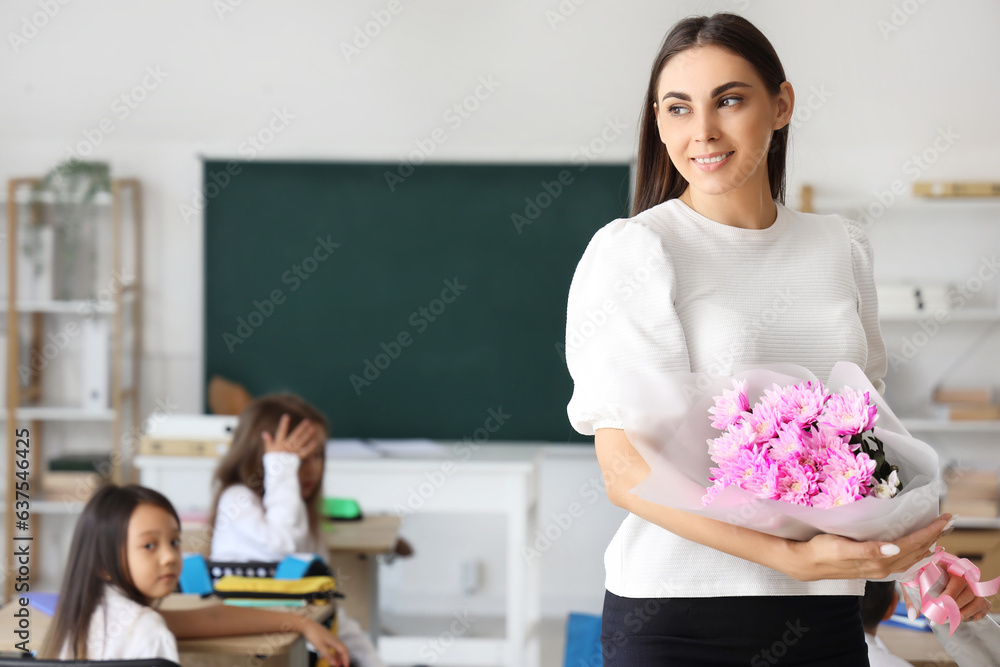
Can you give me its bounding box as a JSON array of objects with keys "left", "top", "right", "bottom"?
[
  {"left": 210, "top": 452, "right": 324, "bottom": 561},
  {"left": 566, "top": 198, "right": 887, "bottom": 598},
  {"left": 60, "top": 585, "right": 178, "bottom": 662}
]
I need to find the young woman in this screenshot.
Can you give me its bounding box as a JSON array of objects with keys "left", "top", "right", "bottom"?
[{"left": 564, "top": 13, "right": 989, "bottom": 665}]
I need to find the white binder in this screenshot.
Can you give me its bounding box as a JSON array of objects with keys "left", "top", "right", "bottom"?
[{"left": 81, "top": 316, "right": 109, "bottom": 410}]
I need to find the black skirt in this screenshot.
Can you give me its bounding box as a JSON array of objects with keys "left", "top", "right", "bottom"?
[{"left": 600, "top": 591, "right": 870, "bottom": 666}]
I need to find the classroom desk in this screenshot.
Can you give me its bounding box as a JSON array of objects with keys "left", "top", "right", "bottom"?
[
  {"left": 322, "top": 444, "right": 542, "bottom": 667},
  {"left": 322, "top": 514, "right": 401, "bottom": 640},
  {"left": 0, "top": 593, "right": 333, "bottom": 667}
]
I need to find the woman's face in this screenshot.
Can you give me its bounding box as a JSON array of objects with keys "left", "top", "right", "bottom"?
[{"left": 654, "top": 45, "right": 793, "bottom": 199}]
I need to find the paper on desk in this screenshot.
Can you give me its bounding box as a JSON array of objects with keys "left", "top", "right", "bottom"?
[
  {"left": 368, "top": 439, "right": 450, "bottom": 457},
  {"left": 24, "top": 592, "right": 59, "bottom": 616},
  {"left": 325, "top": 439, "right": 381, "bottom": 459}
]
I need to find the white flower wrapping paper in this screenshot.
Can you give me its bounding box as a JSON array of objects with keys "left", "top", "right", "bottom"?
[{"left": 622, "top": 361, "right": 942, "bottom": 580}]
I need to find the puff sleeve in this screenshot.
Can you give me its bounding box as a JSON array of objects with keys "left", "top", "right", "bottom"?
[
  {"left": 565, "top": 219, "right": 690, "bottom": 435},
  {"left": 843, "top": 217, "right": 888, "bottom": 396}
]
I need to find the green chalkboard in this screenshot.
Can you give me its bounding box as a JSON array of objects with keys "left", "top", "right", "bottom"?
[{"left": 204, "top": 161, "right": 631, "bottom": 442}]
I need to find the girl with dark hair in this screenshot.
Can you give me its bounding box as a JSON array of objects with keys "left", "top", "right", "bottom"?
[
  {"left": 564, "top": 12, "right": 989, "bottom": 665},
  {"left": 209, "top": 393, "right": 384, "bottom": 667},
  {"left": 41, "top": 485, "right": 183, "bottom": 661},
  {"left": 41, "top": 484, "right": 350, "bottom": 665}
]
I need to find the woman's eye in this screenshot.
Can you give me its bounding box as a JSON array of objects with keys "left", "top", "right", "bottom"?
[
  {"left": 171, "top": 539, "right": 182, "bottom": 549},
  {"left": 667, "top": 106, "right": 690, "bottom": 116},
  {"left": 143, "top": 542, "right": 156, "bottom": 551},
  {"left": 720, "top": 96, "right": 742, "bottom": 108}
]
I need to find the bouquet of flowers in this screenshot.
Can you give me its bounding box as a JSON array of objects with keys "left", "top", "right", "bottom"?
[
  {"left": 619, "top": 361, "right": 1000, "bottom": 664},
  {"left": 621, "top": 361, "right": 938, "bottom": 545},
  {"left": 702, "top": 379, "right": 901, "bottom": 509}
]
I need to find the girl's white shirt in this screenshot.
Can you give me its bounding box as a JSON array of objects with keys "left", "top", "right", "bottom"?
[
  {"left": 210, "top": 452, "right": 323, "bottom": 561},
  {"left": 60, "top": 585, "right": 179, "bottom": 662},
  {"left": 566, "top": 199, "right": 887, "bottom": 598}
]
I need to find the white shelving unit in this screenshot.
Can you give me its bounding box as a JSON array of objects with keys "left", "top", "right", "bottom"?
[
  {"left": 880, "top": 309, "right": 1000, "bottom": 323},
  {"left": 2, "top": 177, "right": 143, "bottom": 602},
  {"left": 0, "top": 300, "right": 117, "bottom": 315},
  {"left": 902, "top": 419, "right": 1000, "bottom": 434}
]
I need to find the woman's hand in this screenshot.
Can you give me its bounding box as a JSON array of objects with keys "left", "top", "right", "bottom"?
[
  {"left": 299, "top": 618, "right": 351, "bottom": 667},
  {"left": 262, "top": 413, "right": 320, "bottom": 460},
  {"left": 787, "top": 514, "right": 952, "bottom": 582}
]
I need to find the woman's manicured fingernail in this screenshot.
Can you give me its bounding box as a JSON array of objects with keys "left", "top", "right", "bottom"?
[
  {"left": 881, "top": 544, "right": 901, "bottom": 556},
  {"left": 944, "top": 516, "right": 958, "bottom": 532},
  {"left": 907, "top": 606, "right": 919, "bottom": 621}
]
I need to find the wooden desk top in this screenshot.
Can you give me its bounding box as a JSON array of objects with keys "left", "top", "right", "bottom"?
[
  {"left": 0, "top": 594, "right": 332, "bottom": 657},
  {"left": 323, "top": 514, "right": 401, "bottom": 554}
]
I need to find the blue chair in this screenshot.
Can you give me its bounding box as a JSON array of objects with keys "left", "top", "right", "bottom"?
[{"left": 563, "top": 612, "right": 603, "bottom": 667}]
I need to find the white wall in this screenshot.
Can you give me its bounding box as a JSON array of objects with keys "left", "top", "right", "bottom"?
[{"left": 2, "top": 0, "right": 999, "bottom": 620}]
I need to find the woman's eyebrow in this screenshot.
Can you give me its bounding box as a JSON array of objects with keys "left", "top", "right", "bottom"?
[{"left": 661, "top": 81, "right": 753, "bottom": 102}]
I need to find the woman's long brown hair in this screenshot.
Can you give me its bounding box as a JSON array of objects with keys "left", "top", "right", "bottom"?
[
  {"left": 633, "top": 12, "right": 789, "bottom": 216},
  {"left": 40, "top": 485, "right": 180, "bottom": 659},
  {"left": 208, "top": 393, "right": 329, "bottom": 545}
]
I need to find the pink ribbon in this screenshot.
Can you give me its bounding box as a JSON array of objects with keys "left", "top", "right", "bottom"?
[{"left": 902, "top": 547, "right": 1000, "bottom": 636}]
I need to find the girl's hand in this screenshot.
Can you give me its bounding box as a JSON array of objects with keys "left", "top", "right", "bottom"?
[
  {"left": 941, "top": 571, "right": 993, "bottom": 623},
  {"left": 787, "top": 514, "right": 951, "bottom": 582},
  {"left": 262, "top": 414, "right": 320, "bottom": 460},
  {"left": 300, "top": 619, "right": 351, "bottom": 667}
]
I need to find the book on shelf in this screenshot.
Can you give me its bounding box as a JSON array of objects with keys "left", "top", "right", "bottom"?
[
  {"left": 947, "top": 404, "right": 1000, "bottom": 421},
  {"left": 943, "top": 467, "right": 1000, "bottom": 518},
  {"left": 932, "top": 386, "right": 999, "bottom": 421},
  {"left": 934, "top": 386, "right": 993, "bottom": 404}
]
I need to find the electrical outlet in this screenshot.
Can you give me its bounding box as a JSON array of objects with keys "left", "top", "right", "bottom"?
[{"left": 460, "top": 559, "right": 481, "bottom": 595}]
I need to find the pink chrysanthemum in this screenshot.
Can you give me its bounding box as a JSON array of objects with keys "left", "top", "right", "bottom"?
[
  {"left": 709, "top": 379, "right": 750, "bottom": 430},
  {"left": 742, "top": 401, "right": 782, "bottom": 446},
  {"left": 716, "top": 445, "right": 772, "bottom": 495},
  {"left": 813, "top": 474, "right": 866, "bottom": 508},
  {"left": 771, "top": 423, "right": 810, "bottom": 461},
  {"left": 819, "top": 387, "right": 879, "bottom": 436},
  {"left": 702, "top": 477, "right": 728, "bottom": 505},
  {"left": 707, "top": 426, "right": 753, "bottom": 462},
  {"left": 757, "top": 461, "right": 782, "bottom": 501},
  {"left": 822, "top": 446, "right": 876, "bottom": 491},
  {"left": 800, "top": 426, "right": 850, "bottom": 466},
  {"left": 775, "top": 461, "right": 819, "bottom": 506},
  {"left": 763, "top": 382, "right": 829, "bottom": 428}
]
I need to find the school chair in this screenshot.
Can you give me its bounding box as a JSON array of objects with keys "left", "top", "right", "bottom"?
[
  {"left": 0, "top": 659, "right": 181, "bottom": 667},
  {"left": 563, "top": 612, "right": 602, "bottom": 667}
]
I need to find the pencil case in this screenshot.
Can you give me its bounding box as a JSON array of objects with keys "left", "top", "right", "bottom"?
[
  {"left": 180, "top": 554, "right": 337, "bottom": 597},
  {"left": 205, "top": 554, "right": 333, "bottom": 584},
  {"left": 213, "top": 575, "right": 342, "bottom": 603}
]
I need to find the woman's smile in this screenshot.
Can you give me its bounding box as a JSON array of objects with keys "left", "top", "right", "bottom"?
[{"left": 691, "top": 150, "right": 735, "bottom": 170}]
